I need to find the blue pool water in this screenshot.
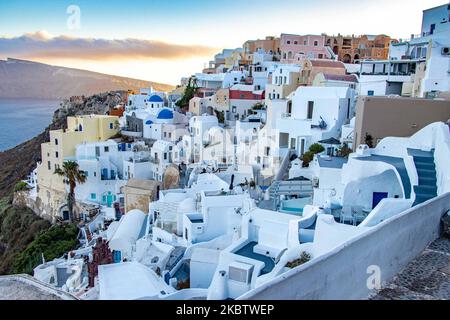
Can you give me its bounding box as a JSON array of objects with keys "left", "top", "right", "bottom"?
[{"left": 234, "top": 241, "right": 275, "bottom": 275}]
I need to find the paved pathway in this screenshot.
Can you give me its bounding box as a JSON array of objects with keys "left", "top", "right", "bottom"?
[{"left": 371, "top": 237, "right": 450, "bottom": 300}]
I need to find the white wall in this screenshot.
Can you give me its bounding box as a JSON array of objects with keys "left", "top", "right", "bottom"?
[{"left": 238, "top": 193, "right": 450, "bottom": 300}]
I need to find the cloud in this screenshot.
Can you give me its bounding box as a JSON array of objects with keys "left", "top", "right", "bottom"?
[{"left": 0, "top": 31, "right": 218, "bottom": 61}]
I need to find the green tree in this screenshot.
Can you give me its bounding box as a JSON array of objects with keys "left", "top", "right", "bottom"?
[
  {"left": 214, "top": 110, "right": 225, "bottom": 123},
  {"left": 308, "top": 143, "right": 325, "bottom": 154},
  {"left": 301, "top": 151, "right": 315, "bottom": 167},
  {"left": 336, "top": 143, "right": 352, "bottom": 158},
  {"left": 364, "top": 133, "right": 374, "bottom": 148},
  {"left": 54, "top": 161, "right": 86, "bottom": 223},
  {"left": 175, "top": 77, "right": 198, "bottom": 109},
  {"left": 11, "top": 224, "right": 79, "bottom": 275},
  {"left": 14, "top": 181, "right": 29, "bottom": 192}
]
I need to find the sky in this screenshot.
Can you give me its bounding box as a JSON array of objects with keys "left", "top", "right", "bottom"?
[{"left": 0, "top": 0, "right": 446, "bottom": 85}]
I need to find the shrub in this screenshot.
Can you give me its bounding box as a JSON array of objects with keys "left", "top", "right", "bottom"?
[
  {"left": 300, "top": 151, "right": 315, "bottom": 167},
  {"left": 286, "top": 252, "right": 311, "bottom": 268},
  {"left": 336, "top": 143, "right": 352, "bottom": 158},
  {"left": 177, "top": 278, "right": 190, "bottom": 290},
  {"left": 308, "top": 143, "right": 325, "bottom": 154},
  {"left": 14, "top": 181, "right": 29, "bottom": 192},
  {"left": 364, "top": 133, "right": 374, "bottom": 148},
  {"left": 11, "top": 224, "right": 79, "bottom": 275}
]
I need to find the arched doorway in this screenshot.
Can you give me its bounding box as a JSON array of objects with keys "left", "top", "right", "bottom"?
[{"left": 342, "top": 54, "right": 351, "bottom": 63}]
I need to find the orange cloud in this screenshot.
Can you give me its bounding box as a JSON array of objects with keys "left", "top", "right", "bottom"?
[{"left": 0, "top": 31, "right": 218, "bottom": 61}]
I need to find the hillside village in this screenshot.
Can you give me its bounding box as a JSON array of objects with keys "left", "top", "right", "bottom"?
[{"left": 3, "top": 4, "right": 450, "bottom": 300}]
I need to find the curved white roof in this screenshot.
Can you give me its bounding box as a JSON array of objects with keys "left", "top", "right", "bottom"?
[
  {"left": 152, "top": 139, "right": 174, "bottom": 151},
  {"left": 178, "top": 198, "right": 196, "bottom": 213},
  {"left": 109, "top": 209, "right": 146, "bottom": 253}
]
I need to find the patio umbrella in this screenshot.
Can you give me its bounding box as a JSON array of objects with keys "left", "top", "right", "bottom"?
[{"left": 318, "top": 137, "right": 341, "bottom": 145}]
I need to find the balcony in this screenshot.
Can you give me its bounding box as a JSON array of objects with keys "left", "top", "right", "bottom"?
[
  {"left": 121, "top": 127, "right": 143, "bottom": 138},
  {"left": 149, "top": 157, "right": 160, "bottom": 165}
]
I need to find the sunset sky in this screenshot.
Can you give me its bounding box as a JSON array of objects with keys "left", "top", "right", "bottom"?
[{"left": 0, "top": 0, "right": 445, "bottom": 85}]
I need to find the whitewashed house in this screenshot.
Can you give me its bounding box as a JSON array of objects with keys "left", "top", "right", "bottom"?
[{"left": 74, "top": 140, "right": 132, "bottom": 207}]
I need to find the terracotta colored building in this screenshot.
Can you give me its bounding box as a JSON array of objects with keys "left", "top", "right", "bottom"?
[
  {"left": 324, "top": 34, "right": 397, "bottom": 63},
  {"left": 243, "top": 36, "right": 280, "bottom": 54},
  {"left": 299, "top": 59, "right": 346, "bottom": 86},
  {"left": 354, "top": 96, "right": 450, "bottom": 148},
  {"left": 280, "top": 34, "right": 332, "bottom": 63}
]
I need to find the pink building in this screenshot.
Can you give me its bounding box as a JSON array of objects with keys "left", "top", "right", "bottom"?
[{"left": 280, "top": 34, "right": 332, "bottom": 63}]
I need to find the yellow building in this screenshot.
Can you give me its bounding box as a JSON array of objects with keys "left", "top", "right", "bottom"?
[{"left": 35, "top": 115, "right": 119, "bottom": 220}]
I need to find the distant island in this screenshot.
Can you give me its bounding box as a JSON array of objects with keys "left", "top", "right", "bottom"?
[{"left": 0, "top": 58, "right": 174, "bottom": 99}]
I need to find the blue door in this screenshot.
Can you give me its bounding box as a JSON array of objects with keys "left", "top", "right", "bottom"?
[
  {"left": 106, "top": 192, "right": 113, "bottom": 207},
  {"left": 101, "top": 168, "right": 108, "bottom": 180},
  {"left": 372, "top": 192, "right": 388, "bottom": 209},
  {"left": 113, "top": 250, "right": 121, "bottom": 263}
]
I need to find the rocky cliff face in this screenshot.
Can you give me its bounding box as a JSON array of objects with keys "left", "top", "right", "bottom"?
[
  {"left": 0, "top": 91, "right": 127, "bottom": 274},
  {"left": 0, "top": 91, "right": 127, "bottom": 199}
]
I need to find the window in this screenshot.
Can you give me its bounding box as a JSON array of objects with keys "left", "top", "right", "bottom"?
[
  {"left": 318, "top": 54, "right": 323, "bottom": 59},
  {"left": 307, "top": 101, "right": 314, "bottom": 119},
  {"left": 94, "top": 171, "right": 97, "bottom": 177},
  {"left": 303, "top": 40, "right": 307, "bottom": 45},
  {"left": 287, "top": 40, "right": 291, "bottom": 44},
  {"left": 54, "top": 138, "right": 58, "bottom": 145},
  {"left": 164, "top": 132, "right": 167, "bottom": 138},
  {"left": 314, "top": 41, "right": 318, "bottom": 46},
  {"left": 265, "top": 147, "right": 270, "bottom": 156},
  {"left": 232, "top": 106, "right": 237, "bottom": 113},
  {"left": 368, "top": 90, "right": 374, "bottom": 96},
  {"left": 109, "top": 123, "right": 113, "bottom": 129},
  {"left": 84, "top": 171, "right": 88, "bottom": 177},
  {"left": 90, "top": 193, "right": 96, "bottom": 200},
  {"left": 164, "top": 153, "right": 167, "bottom": 160},
  {"left": 55, "top": 151, "right": 59, "bottom": 158},
  {"left": 104, "top": 146, "right": 109, "bottom": 152},
  {"left": 294, "top": 41, "right": 298, "bottom": 45},
  {"left": 169, "top": 132, "right": 172, "bottom": 138},
  {"left": 47, "top": 161, "right": 51, "bottom": 170}
]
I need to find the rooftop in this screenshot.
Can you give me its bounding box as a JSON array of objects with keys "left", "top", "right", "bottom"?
[
  {"left": 318, "top": 156, "right": 348, "bottom": 169},
  {"left": 309, "top": 59, "right": 345, "bottom": 68},
  {"left": 0, "top": 275, "right": 77, "bottom": 300}
]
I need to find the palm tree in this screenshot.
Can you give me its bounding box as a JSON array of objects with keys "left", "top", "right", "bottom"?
[{"left": 55, "top": 161, "right": 86, "bottom": 223}]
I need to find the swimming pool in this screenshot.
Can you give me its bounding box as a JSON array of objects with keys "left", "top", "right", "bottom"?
[
  {"left": 234, "top": 241, "right": 275, "bottom": 275},
  {"left": 279, "top": 197, "right": 312, "bottom": 216}
]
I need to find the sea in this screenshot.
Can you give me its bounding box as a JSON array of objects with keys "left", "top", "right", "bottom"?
[{"left": 0, "top": 98, "right": 61, "bottom": 152}]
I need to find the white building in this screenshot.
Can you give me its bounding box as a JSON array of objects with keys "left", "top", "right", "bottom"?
[
  {"left": 74, "top": 140, "right": 132, "bottom": 207},
  {"left": 276, "top": 86, "right": 355, "bottom": 156},
  {"left": 149, "top": 140, "right": 180, "bottom": 182},
  {"left": 181, "top": 115, "right": 219, "bottom": 163}
]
